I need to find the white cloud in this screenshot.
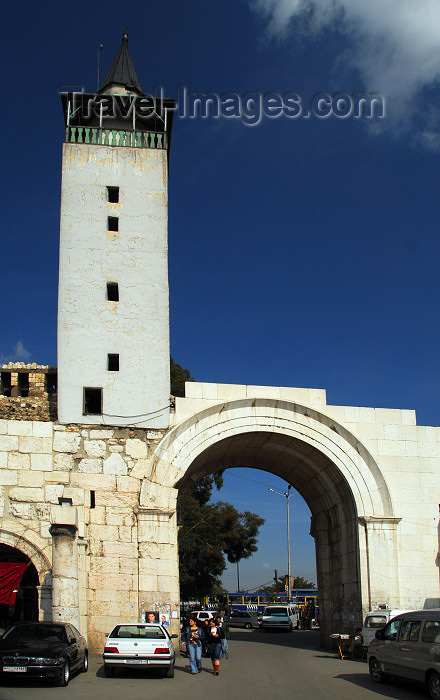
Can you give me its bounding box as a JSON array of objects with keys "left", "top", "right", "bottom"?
[
  {"left": 250, "top": 0, "right": 440, "bottom": 145},
  {"left": 262, "top": 562, "right": 271, "bottom": 568},
  {"left": 0, "top": 341, "right": 31, "bottom": 365},
  {"left": 13, "top": 341, "right": 31, "bottom": 361}
]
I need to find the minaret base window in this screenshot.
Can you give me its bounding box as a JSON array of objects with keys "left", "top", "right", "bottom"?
[{"left": 83, "top": 387, "right": 102, "bottom": 415}]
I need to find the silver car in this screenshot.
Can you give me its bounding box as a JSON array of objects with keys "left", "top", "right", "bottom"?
[
  {"left": 368, "top": 609, "right": 440, "bottom": 700},
  {"left": 103, "top": 623, "right": 177, "bottom": 678},
  {"left": 225, "top": 610, "right": 260, "bottom": 629}
]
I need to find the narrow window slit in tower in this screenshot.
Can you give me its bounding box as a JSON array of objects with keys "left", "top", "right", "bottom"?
[
  {"left": 107, "top": 186, "right": 119, "bottom": 203},
  {"left": 107, "top": 282, "right": 119, "bottom": 302},
  {"left": 90, "top": 491, "right": 96, "bottom": 509},
  {"left": 83, "top": 387, "right": 102, "bottom": 415},
  {"left": 108, "top": 216, "right": 119, "bottom": 231},
  {"left": 108, "top": 354, "right": 119, "bottom": 372}
]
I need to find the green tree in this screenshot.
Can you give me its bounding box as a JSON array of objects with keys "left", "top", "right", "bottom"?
[
  {"left": 255, "top": 574, "right": 315, "bottom": 595},
  {"left": 178, "top": 480, "right": 265, "bottom": 601},
  {"left": 291, "top": 575, "right": 315, "bottom": 589},
  {"left": 178, "top": 493, "right": 227, "bottom": 601},
  {"left": 170, "top": 357, "right": 193, "bottom": 397},
  {"left": 223, "top": 510, "right": 265, "bottom": 564},
  {"left": 193, "top": 473, "right": 224, "bottom": 506}
]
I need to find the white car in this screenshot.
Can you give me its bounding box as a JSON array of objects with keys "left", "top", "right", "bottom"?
[
  {"left": 259, "top": 604, "right": 299, "bottom": 631},
  {"left": 362, "top": 608, "right": 410, "bottom": 648},
  {"left": 103, "top": 623, "right": 177, "bottom": 678},
  {"left": 188, "top": 610, "right": 217, "bottom": 622}
]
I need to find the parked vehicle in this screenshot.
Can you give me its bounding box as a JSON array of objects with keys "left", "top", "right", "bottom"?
[
  {"left": 0, "top": 621, "right": 88, "bottom": 686},
  {"left": 189, "top": 610, "right": 217, "bottom": 622},
  {"left": 224, "top": 610, "right": 259, "bottom": 629},
  {"left": 362, "top": 607, "right": 411, "bottom": 647},
  {"left": 368, "top": 609, "right": 440, "bottom": 700},
  {"left": 259, "top": 604, "right": 299, "bottom": 631},
  {"left": 103, "top": 623, "right": 177, "bottom": 678}
]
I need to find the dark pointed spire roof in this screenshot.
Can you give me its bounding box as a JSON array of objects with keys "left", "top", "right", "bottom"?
[{"left": 99, "top": 28, "right": 144, "bottom": 95}]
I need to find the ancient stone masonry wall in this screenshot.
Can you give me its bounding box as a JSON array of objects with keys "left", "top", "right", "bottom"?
[
  {"left": 0, "top": 396, "right": 56, "bottom": 422},
  {"left": 0, "top": 418, "right": 171, "bottom": 651},
  {"left": 2, "top": 379, "right": 440, "bottom": 650},
  {"left": 0, "top": 363, "right": 57, "bottom": 421}
]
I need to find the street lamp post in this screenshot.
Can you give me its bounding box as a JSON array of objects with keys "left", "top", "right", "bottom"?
[{"left": 268, "top": 484, "right": 295, "bottom": 600}]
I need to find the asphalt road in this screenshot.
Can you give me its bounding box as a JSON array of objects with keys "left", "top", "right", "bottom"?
[{"left": 0, "top": 628, "right": 429, "bottom": 700}]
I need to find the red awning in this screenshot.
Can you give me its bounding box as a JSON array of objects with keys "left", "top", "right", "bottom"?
[{"left": 0, "top": 563, "right": 29, "bottom": 605}]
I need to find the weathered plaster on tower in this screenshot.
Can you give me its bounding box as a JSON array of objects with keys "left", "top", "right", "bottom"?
[{"left": 57, "top": 144, "right": 170, "bottom": 428}]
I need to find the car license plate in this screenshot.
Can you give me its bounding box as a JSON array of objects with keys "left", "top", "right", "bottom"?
[
  {"left": 130, "top": 659, "right": 149, "bottom": 664},
  {"left": 4, "top": 666, "right": 27, "bottom": 672}
]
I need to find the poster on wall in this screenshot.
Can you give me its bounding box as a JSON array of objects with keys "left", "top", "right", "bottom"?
[
  {"left": 145, "top": 611, "right": 159, "bottom": 623},
  {"left": 159, "top": 613, "right": 170, "bottom": 627}
]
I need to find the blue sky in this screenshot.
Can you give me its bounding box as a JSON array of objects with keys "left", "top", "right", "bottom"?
[{"left": 3, "top": 1, "right": 440, "bottom": 591}]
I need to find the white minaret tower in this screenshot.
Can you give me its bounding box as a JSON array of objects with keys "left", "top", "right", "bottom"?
[{"left": 57, "top": 29, "right": 174, "bottom": 427}]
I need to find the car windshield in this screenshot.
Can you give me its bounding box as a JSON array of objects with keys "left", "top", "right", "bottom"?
[
  {"left": 3, "top": 624, "right": 66, "bottom": 643},
  {"left": 365, "top": 615, "right": 387, "bottom": 628},
  {"left": 110, "top": 625, "right": 166, "bottom": 639},
  {"left": 264, "top": 607, "right": 288, "bottom": 616}
]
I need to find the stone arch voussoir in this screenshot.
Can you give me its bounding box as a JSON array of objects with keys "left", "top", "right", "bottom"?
[
  {"left": 0, "top": 529, "right": 52, "bottom": 587},
  {"left": 141, "top": 398, "right": 393, "bottom": 519}
]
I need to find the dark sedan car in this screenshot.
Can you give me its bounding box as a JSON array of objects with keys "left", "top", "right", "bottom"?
[
  {"left": 0, "top": 621, "right": 88, "bottom": 686},
  {"left": 224, "top": 610, "right": 260, "bottom": 629}
]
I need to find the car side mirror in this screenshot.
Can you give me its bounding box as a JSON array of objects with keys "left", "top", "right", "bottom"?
[
  {"left": 171, "top": 634, "right": 178, "bottom": 639},
  {"left": 375, "top": 629, "right": 385, "bottom": 640},
  {"left": 69, "top": 637, "right": 76, "bottom": 645}
]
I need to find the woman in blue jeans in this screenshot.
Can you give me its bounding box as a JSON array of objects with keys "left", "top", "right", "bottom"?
[
  {"left": 206, "top": 618, "right": 225, "bottom": 675},
  {"left": 182, "top": 617, "right": 204, "bottom": 674}
]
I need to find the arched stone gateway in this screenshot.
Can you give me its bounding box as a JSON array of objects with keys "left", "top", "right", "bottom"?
[
  {"left": 139, "top": 397, "right": 404, "bottom": 643},
  {"left": 1, "top": 381, "right": 439, "bottom": 649},
  {"left": 0, "top": 531, "right": 52, "bottom": 623}
]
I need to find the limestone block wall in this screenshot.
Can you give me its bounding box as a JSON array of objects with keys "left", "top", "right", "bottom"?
[
  {"left": 0, "top": 380, "right": 439, "bottom": 650},
  {"left": 175, "top": 382, "right": 440, "bottom": 612},
  {"left": 323, "top": 403, "right": 440, "bottom": 609},
  {"left": 0, "top": 418, "right": 177, "bottom": 651}
]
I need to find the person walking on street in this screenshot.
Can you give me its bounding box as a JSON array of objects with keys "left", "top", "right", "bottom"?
[
  {"left": 202, "top": 618, "right": 210, "bottom": 656},
  {"left": 215, "top": 614, "right": 229, "bottom": 638},
  {"left": 215, "top": 615, "right": 229, "bottom": 659},
  {"left": 182, "top": 616, "right": 205, "bottom": 674},
  {"left": 300, "top": 605, "right": 308, "bottom": 630},
  {"left": 206, "top": 617, "right": 225, "bottom": 675}
]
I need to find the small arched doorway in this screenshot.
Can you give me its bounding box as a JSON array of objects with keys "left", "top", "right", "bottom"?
[
  {"left": 0, "top": 531, "right": 52, "bottom": 626},
  {"left": 0, "top": 544, "right": 39, "bottom": 628}
]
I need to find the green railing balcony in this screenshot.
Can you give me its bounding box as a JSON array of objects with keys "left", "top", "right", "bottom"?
[{"left": 66, "top": 126, "right": 167, "bottom": 149}]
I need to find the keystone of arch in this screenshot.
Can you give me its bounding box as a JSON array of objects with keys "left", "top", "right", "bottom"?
[{"left": 140, "top": 398, "right": 393, "bottom": 518}]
